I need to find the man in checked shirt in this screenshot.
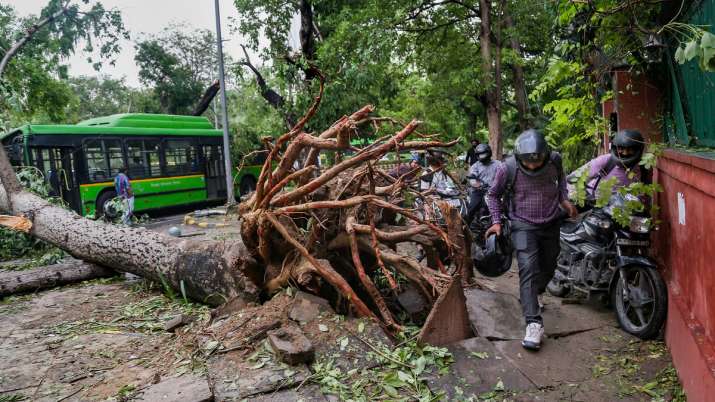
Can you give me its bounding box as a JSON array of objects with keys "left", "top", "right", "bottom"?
[{"left": 485, "top": 129, "right": 578, "bottom": 351}]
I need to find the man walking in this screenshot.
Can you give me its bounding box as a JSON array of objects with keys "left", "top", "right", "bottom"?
[
  {"left": 114, "top": 166, "right": 134, "bottom": 225},
  {"left": 485, "top": 129, "right": 577, "bottom": 350}
]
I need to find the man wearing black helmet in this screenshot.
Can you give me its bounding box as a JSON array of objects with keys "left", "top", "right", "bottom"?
[
  {"left": 485, "top": 129, "right": 577, "bottom": 351},
  {"left": 466, "top": 143, "right": 501, "bottom": 226},
  {"left": 465, "top": 139, "right": 481, "bottom": 167},
  {"left": 569, "top": 130, "right": 648, "bottom": 201}
]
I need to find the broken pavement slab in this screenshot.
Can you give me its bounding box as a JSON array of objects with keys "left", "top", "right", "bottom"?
[
  {"left": 427, "top": 337, "right": 535, "bottom": 399},
  {"left": 465, "top": 288, "right": 524, "bottom": 340},
  {"left": 247, "top": 384, "right": 329, "bottom": 402},
  {"left": 288, "top": 290, "right": 333, "bottom": 324},
  {"left": 268, "top": 324, "right": 315, "bottom": 365},
  {"left": 134, "top": 374, "right": 212, "bottom": 402},
  {"left": 207, "top": 350, "right": 311, "bottom": 400},
  {"left": 465, "top": 288, "right": 616, "bottom": 340}
]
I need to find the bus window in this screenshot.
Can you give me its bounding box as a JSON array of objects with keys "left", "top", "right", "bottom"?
[
  {"left": 164, "top": 139, "right": 199, "bottom": 175},
  {"left": 84, "top": 139, "right": 108, "bottom": 182},
  {"left": 105, "top": 139, "right": 124, "bottom": 178},
  {"left": 126, "top": 139, "right": 161, "bottom": 178}
]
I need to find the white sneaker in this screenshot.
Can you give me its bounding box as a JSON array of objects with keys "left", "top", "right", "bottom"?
[{"left": 522, "top": 323, "right": 544, "bottom": 350}]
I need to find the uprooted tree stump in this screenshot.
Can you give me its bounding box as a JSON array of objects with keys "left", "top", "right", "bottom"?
[{"left": 0, "top": 73, "right": 475, "bottom": 340}]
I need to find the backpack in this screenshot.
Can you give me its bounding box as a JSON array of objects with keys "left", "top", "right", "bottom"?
[{"left": 502, "top": 152, "right": 564, "bottom": 217}]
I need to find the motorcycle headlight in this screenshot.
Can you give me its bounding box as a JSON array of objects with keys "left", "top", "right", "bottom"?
[
  {"left": 585, "top": 214, "right": 611, "bottom": 230},
  {"left": 629, "top": 216, "right": 651, "bottom": 233}
]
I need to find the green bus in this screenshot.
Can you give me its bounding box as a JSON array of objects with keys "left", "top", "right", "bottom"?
[{"left": 0, "top": 113, "right": 263, "bottom": 217}]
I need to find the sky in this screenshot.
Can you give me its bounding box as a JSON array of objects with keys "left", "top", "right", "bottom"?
[{"left": 8, "top": 0, "right": 299, "bottom": 87}]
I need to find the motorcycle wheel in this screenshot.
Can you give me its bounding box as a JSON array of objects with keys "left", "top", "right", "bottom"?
[{"left": 612, "top": 265, "right": 668, "bottom": 340}]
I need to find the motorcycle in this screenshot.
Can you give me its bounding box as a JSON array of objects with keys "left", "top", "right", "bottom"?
[{"left": 547, "top": 193, "right": 667, "bottom": 339}]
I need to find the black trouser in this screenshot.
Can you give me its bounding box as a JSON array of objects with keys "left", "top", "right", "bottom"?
[
  {"left": 511, "top": 219, "right": 561, "bottom": 325},
  {"left": 466, "top": 188, "right": 486, "bottom": 227}
]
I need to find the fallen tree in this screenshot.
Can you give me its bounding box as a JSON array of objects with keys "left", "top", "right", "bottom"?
[
  {"left": 0, "top": 259, "right": 116, "bottom": 297},
  {"left": 0, "top": 12, "right": 474, "bottom": 336}
]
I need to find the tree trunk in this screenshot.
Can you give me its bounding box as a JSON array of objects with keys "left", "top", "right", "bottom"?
[
  {"left": 0, "top": 260, "right": 116, "bottom": 297},
  {"left": 0, "top": 151, "right": 259, "bottom": 306},
  {"left": 503, "top": 1, "right": 530, "bottom": 131},
  {"left": 479, "top": 0, "right": 503, "bottom": 159}
]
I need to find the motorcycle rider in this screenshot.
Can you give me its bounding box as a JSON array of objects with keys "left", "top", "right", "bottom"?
[
  {"left": 420, "top": 150, "right": 461, "bottom": 200},
  {"left": 465, "top": 138, "right": 481, "bottom": 167},
  {"left": 569, "top": 129, "right": 648, "bottom": 202},
  {"left": 466, "top": 143, "right": 501, "bottom": 227},
  {"left": 485, "top": 129, "right": 577, "bottom": 351}
]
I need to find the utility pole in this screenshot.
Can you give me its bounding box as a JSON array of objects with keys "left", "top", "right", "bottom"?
[{"left": 214, "top": 0, "right": 235, "bottom": 204}]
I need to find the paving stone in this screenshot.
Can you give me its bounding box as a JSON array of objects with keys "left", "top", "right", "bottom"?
[
  {"left": 465, "top": 288, "right": 524, "bottom": 340},
  {"left": 135, "top": 374, "right": 212, "bottom": 402},
  {"left": 268, "top": 324, "right": 315, "bottom": 365},
  {"left": 207, "top": 351, "right": 310, "bottom": 401},
  {"left": 247, "top": 384, "right": 328, "bottom": 401},
  {"left": 491, "top": 326, "right": 629, "bottom": 388},
  {"left": 289, "top": 291, "right": 332, "bottom": 324},
  {"left": 427, "top": 337, "right": 535, "bottom": 399},
  {"left": 465, "top": 288, "right": 616, "bottom": 341}
]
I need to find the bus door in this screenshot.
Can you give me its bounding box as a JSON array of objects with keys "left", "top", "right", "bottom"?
[
  {"left": 201, "top": 145, "right": 226, "bottom": 199},
  {"left": 29, "top": 147, "right": 82, "bottom": 212}
]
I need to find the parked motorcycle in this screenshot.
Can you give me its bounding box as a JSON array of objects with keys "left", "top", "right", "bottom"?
[{"left": 547, "top": 193, "right": 667, "bottom": 339}]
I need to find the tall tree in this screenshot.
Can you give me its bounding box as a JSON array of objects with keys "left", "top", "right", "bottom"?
[
  {"left": 134, "top": 25, "right": 221, "bottom": 115},
  {"left": 0, "top": 1, "right": 127, "bottom": 127},
  {"left": 66, "top": 75, "right": 132, "bottom": 121}
]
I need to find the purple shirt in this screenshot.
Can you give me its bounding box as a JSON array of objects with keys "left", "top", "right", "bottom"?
[
  {"left": 585, "top": 154, "right": 641, "bottom": 192},
  {"left": 486, "top": 160, "right": 567, "bottom": 225}
]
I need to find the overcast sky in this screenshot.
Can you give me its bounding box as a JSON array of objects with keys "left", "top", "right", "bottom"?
[{"left": 8, "top": 0, "right": 298, "bottom": 87}]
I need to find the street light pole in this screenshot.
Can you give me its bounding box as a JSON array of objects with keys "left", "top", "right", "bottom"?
[{"left": 214, "top": 0, "right": 235, "bottom": 205}]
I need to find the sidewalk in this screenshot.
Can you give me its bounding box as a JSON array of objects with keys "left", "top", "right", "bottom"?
[{"left": 429, "top": 268, "right": 683, "bottom": 400}]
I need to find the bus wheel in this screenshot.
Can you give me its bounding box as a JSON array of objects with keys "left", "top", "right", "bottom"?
[
  {"left": 240, "top": 176, "right": 257, "bottom": 196},
  {"left": 96, "top": 190, "right": 118, "bottom": 220}
]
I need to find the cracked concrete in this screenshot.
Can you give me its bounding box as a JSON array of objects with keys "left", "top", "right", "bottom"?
[{"left": 428, "top": 263, "right": 678, "bottom": 400}]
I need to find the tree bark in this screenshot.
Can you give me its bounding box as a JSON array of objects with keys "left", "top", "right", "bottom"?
[
  {"left": 479, "top": 0, "right": 503, "bottom": 159},
  {"left": 239, "top": 45, "right": 295, "bottom": 128},
  {"left": 503, "top": 1, "right": 530, "bottom": 131},
  {"left": 192, "top": 80, "right": 220, "bottom": 116},
  {"left": 0, "top": 260, "right": 116, "bottom": 297},
  {"left": 0, "top": 161, "right": 259, "bottom": 306}
]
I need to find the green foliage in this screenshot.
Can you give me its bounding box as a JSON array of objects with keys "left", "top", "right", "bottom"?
[
  {"left": 134, "top": 25, "right": 220, "bottom": 115},
  {"left": 231, "top": 0, "right": 556, "bottom": 149},
  {"left": 0, "top": 1, "right": 128, "bottom": 128},
  {"left": 530, "top": 58, "right": 606, "bottom": 171},
  {"left": 309, "top": 325, "right": 453, "bottom": 400},
  {"left": 669, "top": 24, "right": 715, "bottom": 72},
  {"left": 0, "top": 167, "right": 66, "bottom": 264},
  {"left": 0, "top": 395, "right": 27, "bottom": 402},
  {"left": 65, "top": 75, "right": 132, "bottom": 121}
]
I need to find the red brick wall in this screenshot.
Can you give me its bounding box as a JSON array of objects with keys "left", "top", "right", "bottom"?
[
  {"left": 609, "top": 70, "right": 663, "bottom": 143},
  {"left": 654, "top": 150, "right": 715, "bottom": 401}
]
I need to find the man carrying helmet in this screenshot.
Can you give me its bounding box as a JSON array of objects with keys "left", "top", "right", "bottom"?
[
  {"left": 485, "top": 129, "right": 577, "bottom": 351},
  {"left": 568, "top": 130, "right": 649, "bottom": 202},
  {"left": 466, "top": 143, "right": 501, "bottom": 226}
]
